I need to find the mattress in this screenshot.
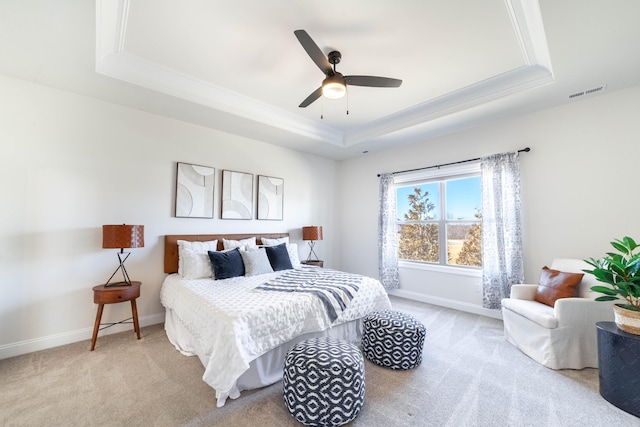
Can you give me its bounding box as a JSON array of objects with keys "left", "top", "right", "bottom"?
[{"left": 160, "top": 266, "right": 391, "bottom": 406}]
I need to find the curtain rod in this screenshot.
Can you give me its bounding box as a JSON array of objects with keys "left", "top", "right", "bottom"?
[{"left": 376, "top": 147, "right": 530, "bottom": 177}]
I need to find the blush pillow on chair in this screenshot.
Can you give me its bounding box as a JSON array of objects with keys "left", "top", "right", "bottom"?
[{"left": 534, "top": 266, "right": 583, "bottom": 307}]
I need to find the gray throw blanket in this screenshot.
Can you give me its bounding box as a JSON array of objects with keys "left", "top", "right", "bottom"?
[{"left": 256, "top": 267, "right": 362, "bottom": 323}]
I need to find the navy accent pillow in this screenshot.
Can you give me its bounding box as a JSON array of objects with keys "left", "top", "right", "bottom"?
[
  {"left": 207, "top": 248, "right": 245, "bottom": 280},
  {"left": 265, "top": 243, "right": 293, "bottom": 271}
]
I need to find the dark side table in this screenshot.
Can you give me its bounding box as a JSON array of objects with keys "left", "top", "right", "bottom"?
[
  {"left": 90, "top": 281, "right": 141, "bottom": 351},
  {"left": 596, "top": 321, "right": 640, "bottom": 418}
]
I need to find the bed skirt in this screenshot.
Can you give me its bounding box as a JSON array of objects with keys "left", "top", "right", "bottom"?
[{"left": 164, "top": 308, "right": 363, "bottom": 405}]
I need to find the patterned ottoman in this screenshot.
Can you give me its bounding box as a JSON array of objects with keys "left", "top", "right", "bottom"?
[
  {"left": 283, "top": 337, "right": 365, "bottom": 427},
  {"left": 362, "top": 310, "right": 426, "bottom": 370}
]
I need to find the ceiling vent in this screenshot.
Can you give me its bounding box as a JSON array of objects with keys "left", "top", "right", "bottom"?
[{"left": 568, "top": 85, "right": 606, "bottom": 99}]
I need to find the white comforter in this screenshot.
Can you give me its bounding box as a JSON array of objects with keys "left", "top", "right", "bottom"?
[{"left": 160, "top": 267, "right": 391, "bottom": 405}]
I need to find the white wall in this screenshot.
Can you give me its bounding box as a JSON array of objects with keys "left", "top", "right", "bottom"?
[
  {"left": 4, "top": 72, "right": 640, "bottom": 358},
  {"left": 337, "top": 84, "right": 640, "bottom": 317},
  {"left": 0, "top": 74, "right": 338, "bottom": 358}
]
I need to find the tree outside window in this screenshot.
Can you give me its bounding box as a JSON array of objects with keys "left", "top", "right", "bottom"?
[{"left": 397, "top": 175, "right": 482, "bottom": 268}]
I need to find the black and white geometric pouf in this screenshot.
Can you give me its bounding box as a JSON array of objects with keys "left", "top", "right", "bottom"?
[
  {"left": 283, "top": 337, "right": 365, "bottom": 427},
  {"left": 362, "top": 310, "right": 426, "bottom": 370}
]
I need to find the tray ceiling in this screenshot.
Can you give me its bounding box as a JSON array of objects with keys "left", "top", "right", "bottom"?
[
  {"left": 96, "top": 0, "right": 553, "bottom": 155},
  {"left": 2, "top": 1, "right": 639, "bottom": 159}
]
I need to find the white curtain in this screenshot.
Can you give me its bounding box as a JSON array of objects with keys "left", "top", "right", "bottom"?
[
  {"left": 378, "top": 173, "right": 400, "bottom": 290},
  {"left": 481, "top": 152, "right": 524, "bottom": 309}
]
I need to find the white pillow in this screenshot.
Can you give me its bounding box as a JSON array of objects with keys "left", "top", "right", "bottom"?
[
  {"left": 180, "top": 248, "right": 213, "bottom": 279},
  {"left": 261, "top": 236, "right": 290, "bottom": 246},
  {"left": 287, "top": 243, "right": 302, "bottom": 269},
  {"left": 177, "top": 240, "right": 217, "bottom": 277},
  {"left": 223, "top": 237, "right": 257, "bottom": 251},
  {"left": 240, "top": 248, "right": 274, "bottom": 276}
]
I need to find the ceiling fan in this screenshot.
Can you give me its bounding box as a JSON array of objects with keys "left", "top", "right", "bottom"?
[{"left": 294, "top": 29, "right": 402, "bottom": 108}]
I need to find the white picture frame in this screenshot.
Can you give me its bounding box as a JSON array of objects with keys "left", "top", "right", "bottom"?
[
  {"left": 257, "top": 175, "right": 284, "bottom": 220},
  {"left": 221, "top": 170, "right": 253, "bottom": 220},
  {"left": 175, "top": 162, "right": 215, "bottom": 218}
]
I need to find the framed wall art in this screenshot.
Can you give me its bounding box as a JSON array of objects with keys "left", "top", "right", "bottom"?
[
  {"left": 175, "top": 162, "right": 215, "bottom": 218},
  {"left": 257, "top": 175, "right": 284, "bottom": 220},
  {"left": 221, "top": 170, "right": 253, "bottom": 220}
]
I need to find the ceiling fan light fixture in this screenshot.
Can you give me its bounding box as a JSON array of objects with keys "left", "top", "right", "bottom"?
[
  {"left": 322, "top": 74, "right": 346, "bottom": 99},
  {"left": 295, "top": 31, "right": 401, "bottom": 108},
  {"left": 322, "top": 82, "right": 346, "bottom": 99}
]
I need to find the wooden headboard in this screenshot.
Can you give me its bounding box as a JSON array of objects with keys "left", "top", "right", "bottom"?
[{"left": 164, "top": 233, "right": 290, "bottom": 274}]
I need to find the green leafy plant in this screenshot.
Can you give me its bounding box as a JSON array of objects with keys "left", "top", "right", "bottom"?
[{"left": 584, "top": 236, "right": 640, "bottom": 312}]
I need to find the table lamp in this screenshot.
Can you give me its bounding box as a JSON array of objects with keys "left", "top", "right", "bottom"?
[
  {"left": 302, "top": 226, "right": 323, "bottom": 262},
  {"left": 102, "top": 224, "right": 144, "bottom": 287}
]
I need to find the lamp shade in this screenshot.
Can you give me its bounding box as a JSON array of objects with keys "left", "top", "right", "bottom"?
[
  {"left": 302, "top": 226, "right": 323, "bottom": 241},
  {"left": 102, "top": 225, "right": 144, "bottom": 249}
]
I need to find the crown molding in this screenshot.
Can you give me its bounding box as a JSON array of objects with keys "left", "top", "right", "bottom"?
[
  {"left": 96, "top": 50, "right": 345, "bottom": 145},
  {"left": 95, "top": 0, "right": 553, "bottom": 149},
  {"left": 343, "top": 64, "right": 553, "bottom": 146},
  {"left": 95, "top": 0, "right": 344, "bottom": 146}
]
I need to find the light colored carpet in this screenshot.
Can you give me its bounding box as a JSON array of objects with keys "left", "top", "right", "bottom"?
[{"left": 1, "top": 296, "right": 637, "bottom": 426}]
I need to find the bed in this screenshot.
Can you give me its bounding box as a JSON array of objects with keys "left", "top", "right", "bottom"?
[{"left": 160, "top": 233, "right": 392, "bottom": 407}]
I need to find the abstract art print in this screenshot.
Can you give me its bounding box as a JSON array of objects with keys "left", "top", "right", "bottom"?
[
  {"left": 257, "top": 175, "right": 284, "bottom": 220},
  {"left": 175, "top": 162, "right": 215, "bottom": 218},
  {"left": 221, "top": 170, "right": 253, "bottom": 220}
]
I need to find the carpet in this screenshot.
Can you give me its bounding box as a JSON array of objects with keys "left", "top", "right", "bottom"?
[{"left": 0, "top": 296, "right": 637, "bottom": 426}]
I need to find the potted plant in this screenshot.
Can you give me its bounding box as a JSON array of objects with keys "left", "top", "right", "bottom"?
[{"left": 584, "top": 236, "right": 640, "bottom": 335}]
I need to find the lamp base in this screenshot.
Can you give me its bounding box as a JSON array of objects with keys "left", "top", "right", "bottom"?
[
  {"left": 104, "top": 280, "right": 132, "bottom": 288},
  {"left": 104, "top": 252, "right": 133, "bottom": 287},
  {"left": 306, "top": 241, "right": 320, "bottom": 262}
]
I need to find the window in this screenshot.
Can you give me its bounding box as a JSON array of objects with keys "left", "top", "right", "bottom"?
[{"left": 395, "top": 163, "right": 482, "bottom": 268}]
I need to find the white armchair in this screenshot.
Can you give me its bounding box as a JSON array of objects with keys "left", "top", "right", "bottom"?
[{"left": 501, "top": 258, "right": 614, "bottom": 369}]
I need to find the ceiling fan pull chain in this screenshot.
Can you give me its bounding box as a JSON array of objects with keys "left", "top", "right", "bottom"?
[
  {"left": 320, "top": 97, "right": 324, "bottom": 119},
  {"left": 346, "top": 86, "right": 349, "bottom": 115}
]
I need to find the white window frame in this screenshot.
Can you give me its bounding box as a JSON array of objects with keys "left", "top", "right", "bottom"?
[{"left": 395, "top": 161, "right": 482, "bottom": 274}]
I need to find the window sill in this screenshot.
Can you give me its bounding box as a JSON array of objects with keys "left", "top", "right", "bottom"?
[{"left": 398, "top": 260, "right": 482, "bottom": 277}]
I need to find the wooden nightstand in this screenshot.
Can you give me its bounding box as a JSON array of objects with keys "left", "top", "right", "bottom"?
[
  {"left": 90, "top": 281, "right": 141, "bottom": 351},
  {"left": 302, "top": 260, "right": 324, "bottom": 267}
]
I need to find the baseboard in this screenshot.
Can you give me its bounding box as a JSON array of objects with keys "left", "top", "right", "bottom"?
[
  {"left": 388, "top": 289, "right": 503, "bottom": 320},
  {"left": 0, "top": 312, "right": 165, "bottom": 360},
  {"left": 2, "top": 294, "right": 501, "bottom": 359}
]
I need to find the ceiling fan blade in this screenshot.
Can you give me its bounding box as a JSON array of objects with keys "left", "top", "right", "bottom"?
[
  {"left": 299, "top": 87, "right": 323, "bottom": 108},
  {"left": 294, "top": 30, "right": 332, "bottom": 75},
  {"left": 345, "top": 76, "right": 402, "bottom": 88}
]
